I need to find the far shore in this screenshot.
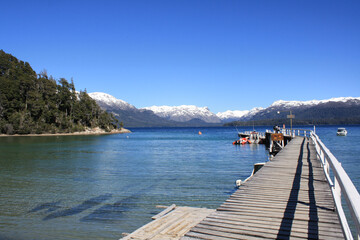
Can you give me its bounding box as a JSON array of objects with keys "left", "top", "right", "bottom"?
[{"left": 0, "top": 127, "right": 131, "bottom": 137}]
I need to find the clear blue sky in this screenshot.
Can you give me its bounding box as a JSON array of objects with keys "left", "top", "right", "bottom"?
[{"left": 1, "top": 0, "right": 359, "bottom": 113}]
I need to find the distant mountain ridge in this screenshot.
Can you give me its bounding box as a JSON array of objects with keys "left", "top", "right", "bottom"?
[
  {"left": 89, "top": 92, "right": 360, "bottom": 127},
  {"left": 226, "top": 97, "right": 360, "bottom": 126},
  {"left": 270, "top": 97, "right": 360, "bottom": 108},
  {"left": 89, "top": 92, "right": 136, "bottom": 111},
  {"left": 216, "top": 107, "right": 264, "bottom": 122},
  {"left": 88, "top": 92, "right": 219, "bottom": 127},
  {"left": 142, "top": 105, "right": 221, "bottom": 123}
]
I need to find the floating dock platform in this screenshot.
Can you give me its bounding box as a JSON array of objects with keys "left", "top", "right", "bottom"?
[{"left": 121, "top": 205, "right": 215, "bottom": 240}]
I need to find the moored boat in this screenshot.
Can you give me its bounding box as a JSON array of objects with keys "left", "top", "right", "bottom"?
[
  {"left": 337, "top": 127, "right": 347, "bottom": 136},
  {"left": 234, "top": 131, "right": 265, "bottom": 145},
  {"left": 233, "top": 137, "right": 249, "bottom": 145}
]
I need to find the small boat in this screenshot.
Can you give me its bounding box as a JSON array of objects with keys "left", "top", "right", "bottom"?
[
  {"left": 234, "top": 131, "right": 265, "bottom": 145},
  {"left": 336, "top": 128, "right": 347, "bottom": 136},
  {"left": 233, "top": 137, "right": 249, "bottom": 145}
]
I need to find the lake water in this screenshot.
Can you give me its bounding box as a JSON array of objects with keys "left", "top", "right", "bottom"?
[{"left": 0, "top": 126, "right": 359, "bottom": 240}]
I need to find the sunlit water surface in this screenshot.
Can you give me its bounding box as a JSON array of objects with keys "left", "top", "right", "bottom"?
[{"left": 0, "top": 126, "right": 359, "bottom": 239}]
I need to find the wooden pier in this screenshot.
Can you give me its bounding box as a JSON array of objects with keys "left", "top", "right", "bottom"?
[
  {"left": 122, "top": 132, "right": 360, "bottom": 240},
  {"left": 182, "top": 137, "right": 344, "bottom": 239}
]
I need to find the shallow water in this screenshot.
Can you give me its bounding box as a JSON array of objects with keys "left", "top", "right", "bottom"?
[{"left": 0, "top": 126, "right": 359, "bottom": 239}]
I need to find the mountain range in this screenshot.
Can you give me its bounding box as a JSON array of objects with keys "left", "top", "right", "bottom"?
[
  {"left": 88, "top": 92, "right": 220, "bottom": 127},
  {"left": 89, "top": 92, "right": 360, "bottom": 127}
]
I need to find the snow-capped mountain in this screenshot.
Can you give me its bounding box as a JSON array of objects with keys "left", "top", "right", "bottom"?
[
  {"left": 88, "top": 92, "right": 136, "bottom": 111},
  {"left": 89, "top": 92, "right": 360, "bottom": 126},
  {"left": 218, "top": 97, "right": 360, "bottom": 124},
  {"left": 224, "top": 96, "right": 360, "bottom": 125},
  {"left": 217, "top": 107, "right": 264, "bottom": 122},
  {"left": 216, "top": 110, "right": 250, "bottom": 121},
  {"left": 270, "top": 97, "right": 360, "bottom": 108},
  {"left": 89, "top": 92, "right": 222, "bottom": 127},
  {"left": 142, "top": 105, "right": 221, "bottom": 123},
  {"left": 89, "top": 92, "right": 178, "bottom": 127}
]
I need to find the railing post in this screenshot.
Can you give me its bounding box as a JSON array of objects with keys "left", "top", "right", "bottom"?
[
  {"left": 321, "top": 149, "right": 325, "bottom": 165},
  {"left": 334, "top": 177, "right": 341, "bottom": 205},
  {"left": 325, "top": 159, "right": 330, "bottom": 176}
]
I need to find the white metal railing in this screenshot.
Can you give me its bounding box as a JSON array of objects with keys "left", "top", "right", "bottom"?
[
  {"left": 310, "top": 132, "right": 360, "bottom": 240},
  {"left": 279, "top": 127, "right": 313, "bottom": 138},
  {"left": 268, "top": 127, "right": 360, "bottom": 239}
]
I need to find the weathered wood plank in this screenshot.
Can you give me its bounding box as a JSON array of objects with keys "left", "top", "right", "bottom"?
[
  {"left": 221, "top": 200, "right": 335, "bottom": 213},
  {"left": 216, "top": 207, "right": 339, "bottom": 223},
  {"left": 152, "top": 204, "right": 176, "bottom": 220},
  {"left": 196, "top": 220, "right": 334, "bottom": 239},
  {"left": 225, "top": 194, "right": 335, "bottom": 204},
  {"left": 122, "top": 206, "right": 214, "bottom": 240},
  {"left": 184, "top": 231, "right": 244, "bottom": 240},
  {"left": 206, "top": 214, "right": 344, "bottom": 235},
  {"left": 208, "top": 212, "right": 344, "bottom": 235},
  {"left": 202, "top": 217, "right": 344, "bottom": 238},
  {"left": 189, "top": 226, "right": 278, "bottom": 240}
]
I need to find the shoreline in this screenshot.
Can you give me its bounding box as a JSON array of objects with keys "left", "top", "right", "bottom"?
[{"left": 0, "top": 127, "right": 131, "bottom": 137}]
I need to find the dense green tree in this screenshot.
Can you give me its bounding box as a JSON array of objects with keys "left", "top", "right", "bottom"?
[{"left": 0, "top": 50, "right": 119, "bottom": 134}]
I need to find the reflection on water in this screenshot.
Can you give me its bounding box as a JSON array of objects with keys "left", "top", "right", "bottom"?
[
  {"left": 81, "top": 190, "right": 146, "bottom": 223},
  {"left": 0, "top": 126, "right": 359, "bottom": 240},
  {"left": 43, "top": 194, "right": 113, "bottom": 221},
  {"left": 29, "top": 201, "right": 62, "bottom": 213}
]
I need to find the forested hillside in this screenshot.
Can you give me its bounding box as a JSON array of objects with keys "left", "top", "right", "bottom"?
[{"left": 0, "top": 50, "right": 119, "bottom": 134}]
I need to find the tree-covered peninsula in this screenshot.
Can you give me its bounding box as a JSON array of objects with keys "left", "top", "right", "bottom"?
[{"left": 0, "top": 50, "right": 120, "bottom": 135}]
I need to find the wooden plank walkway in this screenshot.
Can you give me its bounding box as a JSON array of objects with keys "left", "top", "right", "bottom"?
[
  {"left": 182, "top": 137, "right": 345, "bottom": 240},
  {"left": 122, "top": 206, "right": 215, "bottom": 240}
]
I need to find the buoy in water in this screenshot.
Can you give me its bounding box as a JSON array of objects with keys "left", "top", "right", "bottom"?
[{"left": 198, "top": 131, "right": 202, "bottom": 135}]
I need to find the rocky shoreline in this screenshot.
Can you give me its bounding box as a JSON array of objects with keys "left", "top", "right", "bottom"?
[{"left": 0, "top": 127, "right": 131, "bottom": 137}]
